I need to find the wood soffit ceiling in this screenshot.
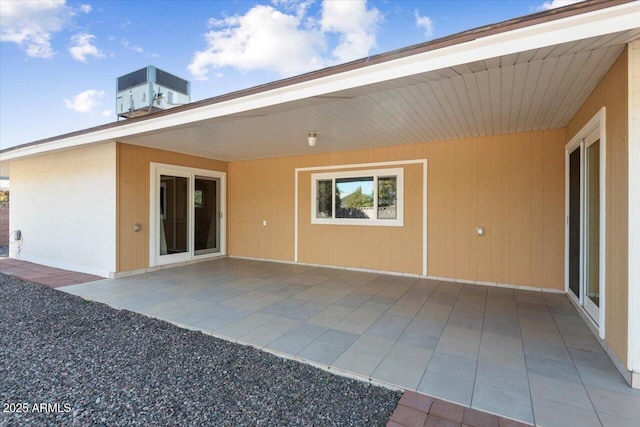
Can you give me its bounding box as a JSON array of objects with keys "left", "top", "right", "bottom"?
[{"left": 119, "top": 29, "right": 639, "bottom": 161}]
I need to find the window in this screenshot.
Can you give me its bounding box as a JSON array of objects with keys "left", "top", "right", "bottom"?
[{"left": 311, "top": 168, "right": 403, "bottom": 226}]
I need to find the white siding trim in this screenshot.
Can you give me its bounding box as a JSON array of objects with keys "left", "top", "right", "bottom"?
[{"left": 628, "top": 39, "right": 640, "bottom": 381}]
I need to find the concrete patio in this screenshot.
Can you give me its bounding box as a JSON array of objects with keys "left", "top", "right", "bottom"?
[{"left": 60, "top": 257, "right": 640, "bottom": 426}]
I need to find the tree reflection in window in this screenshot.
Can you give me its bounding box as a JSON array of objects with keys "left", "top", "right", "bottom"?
[
  {"left": 377, "top": 177, "right": 397, "bottom": 219},
  {"left": 316, "top": 180, "right": 333, "bottom": 218},
  {"left": 336, "top": 177, "right": 373, "bottom": 218}
]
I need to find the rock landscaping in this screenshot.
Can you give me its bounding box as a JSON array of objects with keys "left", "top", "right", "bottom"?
[{"left": 0, "top": 274, "right": 400, "bottom": 426}]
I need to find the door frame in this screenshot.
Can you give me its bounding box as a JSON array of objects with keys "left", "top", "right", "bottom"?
[
  {"left": 149, "top": 162, "right": 226, "bottom": 267},
  {"left": 564, "top": 107, "right": 606, "bottom": 338}
]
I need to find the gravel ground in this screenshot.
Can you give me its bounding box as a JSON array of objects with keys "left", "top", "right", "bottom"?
[{"left": 0, "top": 274, "right": 400, "bottom": 426}]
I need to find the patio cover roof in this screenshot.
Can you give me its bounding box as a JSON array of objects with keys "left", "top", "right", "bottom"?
[{"left": 1, "top": 0, "right": 639, "bottom": 166}]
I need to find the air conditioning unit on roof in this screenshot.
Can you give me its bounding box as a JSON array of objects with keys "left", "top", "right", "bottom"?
[{"left": 116, "top": 65, "right": 191, "bottom": 119}]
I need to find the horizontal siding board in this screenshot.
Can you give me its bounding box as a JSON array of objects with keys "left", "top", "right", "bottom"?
[
  {"left": 557, "top": 46, "right": 624, "bottom": 127},
  {"left": 510, "top": 62, "right": 529, "bottom": 134},
  {"left": 475, "top": 70, "right": 492, "bottom": 136},
  {"left": 412, "top": 82, "right": 449, "bottom": 140},
  {"left": 526, "top": 57, "right": 559, "bottom": 131},
  {"left": 550, "top": 50, "right": 605, "bottom": 129},
  {"left": 500, "top": 65, "right": 515, "bottom": 133},
  {"left": 535, "top": 54, "right": 576, "bottom": 129}
]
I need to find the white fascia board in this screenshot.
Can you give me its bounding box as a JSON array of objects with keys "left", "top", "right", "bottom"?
[
  {"left": 279, "top": 2, "right": 640, "bottom": 103},
  {"left": 3, "top": 2, "right": 639, "bottom": 162}
]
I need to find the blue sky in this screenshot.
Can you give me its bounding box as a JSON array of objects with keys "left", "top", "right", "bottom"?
[{"left": 0, "top": 0, "right": 579, "bottom": 150}]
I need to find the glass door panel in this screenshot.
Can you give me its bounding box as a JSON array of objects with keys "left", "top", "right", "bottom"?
[
  {"left": 566, "top": 124, "right": 601, "bottom": 327},
  {"left": 584, "top": 137, "right": 600, "bottom": 321},
  {"left": 194, "top": 176, "right": 220, "bottom": 255},
  {"left": 568, "top": 147, "right": 581, "bottom": 299},
  {"left": 160, "top": 175, "right": 189, "bottom": 256}
]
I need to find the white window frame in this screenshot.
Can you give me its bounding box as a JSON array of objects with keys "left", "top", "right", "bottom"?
[{"left": 311, "top": 167, "right": 404, "bottom": 226}]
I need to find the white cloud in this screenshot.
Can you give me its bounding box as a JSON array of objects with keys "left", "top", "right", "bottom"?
[
  {"left": 69, "top": 33, "right": 104, "bottom": 62},
  {"left": 80, "top": 4, "right": 92, "bottom": 13},
  {"left": 101, "top": 109, "right": 112, "bottom": 117},
  {"left": 0, "top": 0, "right": 73, "bottom": 58},
  {"left": 188, "top": 0, "right": 381, "bottom": 80},
  {"left": 63, "top": 89, "right": 105, "bottom": 113},
  {"left": 414, "top": 10, "right": 433, "bottom": 38},
  {"left": 320, "top": 0, "right": 381, "bottom": 64},
  {"left": 121, "top": 39, "right": 144, "bottom": 53},
  {"left": 538, "top": 0, "right": 583, "bottom": 11},
  {"left": 189, "top": 4, "right": 325, "bottom": 80}
]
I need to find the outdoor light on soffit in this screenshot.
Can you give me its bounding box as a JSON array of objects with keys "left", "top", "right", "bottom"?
[{"left": 308, "top": 133, "right": 317, "bottom": 147}]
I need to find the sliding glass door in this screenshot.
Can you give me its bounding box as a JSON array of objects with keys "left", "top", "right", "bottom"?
[
  {"left": 566, "top": 125, "right": 602, "bottom": 326},
  {"left": 152, "top": 164, "right": 225, "bottom": 266}
]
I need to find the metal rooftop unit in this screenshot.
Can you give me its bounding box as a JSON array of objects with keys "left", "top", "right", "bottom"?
[{"left": 116, "top": 66, "right": 191, "bottom": 119}]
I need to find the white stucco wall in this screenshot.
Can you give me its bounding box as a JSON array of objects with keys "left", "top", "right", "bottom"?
[{"left": 9, "top": 143, "right": 116, "bottom": 277}]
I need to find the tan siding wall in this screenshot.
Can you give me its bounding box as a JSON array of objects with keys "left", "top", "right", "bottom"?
[
  {"left": 116, "top": 143, "right": 228, "bottom": 272},
  {"left": 228, "top": 129, "right": 565, "bottom": 289},
  {"left": 567, "top": 48, "right": 629, "bottom": 365},
  {"left": 227, "top": 155, "right": 298, "bottom": 261},
  {"left": 297, "top": 164, "right": 423, "bottom": 273}
]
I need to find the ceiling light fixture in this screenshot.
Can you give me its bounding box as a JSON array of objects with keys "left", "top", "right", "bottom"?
[{"left": 307, "top": 133, "right": 317, "bottom": 147}]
